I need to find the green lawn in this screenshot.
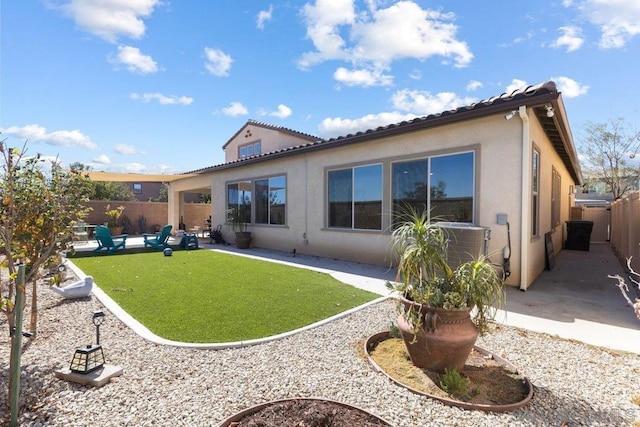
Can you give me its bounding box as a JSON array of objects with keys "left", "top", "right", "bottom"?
[{"left": 71, "top": 250, "right": 379, "bottom": 343}]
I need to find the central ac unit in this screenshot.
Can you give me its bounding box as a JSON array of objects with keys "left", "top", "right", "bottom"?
[{"left": 437, "top": 222, "right": 491, "bottom": 269}]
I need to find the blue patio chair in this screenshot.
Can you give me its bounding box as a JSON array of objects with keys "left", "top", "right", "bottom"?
[
  {"left": 93, "top": 225, "right": 127, "bottom": 254},
  {"left": 143, "top": 224, "right": 173, "bottom": 250}
]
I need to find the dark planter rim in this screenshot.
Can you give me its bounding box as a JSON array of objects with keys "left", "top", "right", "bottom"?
[
  {"left": 215, "top": 397, "right": 394, "bottom": 426},
  {"left": 364, "top": 331, "right": 534, "bottom": 413}
]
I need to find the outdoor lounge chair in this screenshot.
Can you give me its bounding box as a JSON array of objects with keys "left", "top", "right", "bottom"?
[
  {"left": 93, "top": 225, "right": 127, "bottom": 254},
  {"left": 143, "top": 224, "right": 173, "bottom": 250}
]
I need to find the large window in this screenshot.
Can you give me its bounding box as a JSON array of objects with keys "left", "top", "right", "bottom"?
[
  {"left": 328, "top": 164, "right": 382, "bottom": 230},
  {"left": 532, "top": 148, "right": 540, "bottom": 237},
  {"left": 392, "top": 152, "right": 475, "bottom": 223},
  {"left": 255, "top": 176, "right": 286, "bottom": 225},
  {"left": 227, "top": 180, "right": 252, "bottom": 224}
]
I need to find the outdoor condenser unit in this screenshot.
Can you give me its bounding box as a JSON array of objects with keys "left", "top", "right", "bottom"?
[{"left": 438, "top": 222, "right": 491, "bottom": 269}]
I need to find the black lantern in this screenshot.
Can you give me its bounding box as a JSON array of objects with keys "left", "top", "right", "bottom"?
[{"left": 69, "top": 311, "right": 106, "bottom": 374}]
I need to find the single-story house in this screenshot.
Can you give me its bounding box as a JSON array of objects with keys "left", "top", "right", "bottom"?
[{"left": 168, "top": 81, "right": 582, "bottom": 290}]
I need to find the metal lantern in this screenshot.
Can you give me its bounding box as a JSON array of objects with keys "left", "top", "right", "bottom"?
[
  {"left": 69, "top": 344, "right": 105, "bottom": 374},
  {"left": 69, "top": 311, "right": 106, "bottom": 374}
]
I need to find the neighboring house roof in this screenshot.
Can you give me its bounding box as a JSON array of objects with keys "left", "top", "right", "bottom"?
[
  {"left": 87, "top": 172, "right": 197, "bottom": 182},
  {"left": 575, "top": 193, "right": 614, "bottom": 206},
  {"left": 220, "top": 119, "right": 320, "bottom": 150},
  {"left": 188, "top": 81, "right": 582, "bottom": 184}
]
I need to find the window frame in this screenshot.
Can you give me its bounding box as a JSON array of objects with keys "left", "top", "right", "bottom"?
[
  {"left": 238, "top": 141, "right": 262, "bottom": 159},
  {"left": 327, "top": 163, "right": 383, "bottom": 231},
  {"left": 391, "top": 150, "right": 476, "bottom": 224},
  {"left": 255, "top": 175, "right": 287, "bottom": 226},
  {"left": 532, "top": 147, "right": 540, "bottom": 238},
  {"left": 226, "top": 180, "right": 252, "bottom": 225},
  {"left": 551, "top": 166, "right": 561, "bottom": 230}
]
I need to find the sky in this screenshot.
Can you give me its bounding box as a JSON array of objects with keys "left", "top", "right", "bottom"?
[{"left": 1, "top": 0, "right": 639, "bottom": 175}]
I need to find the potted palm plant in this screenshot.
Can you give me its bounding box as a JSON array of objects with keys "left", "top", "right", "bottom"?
[
  {"left": 387, "top": 207, "right": 505, "bottom": 373},
  {"left": 104, "top": 204, "right": 125, "bottom": 235},
  {"left": 228, "top": 205, "right": 252, "bottom": 249}
]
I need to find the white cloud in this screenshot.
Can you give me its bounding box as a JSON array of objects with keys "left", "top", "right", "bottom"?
[
  {"left": 204, "top": 47, "right": 233, "bottom": 77},
  {"left": 257, "top": 5, "right": 273, "bottom": 30},
  {"left": 222, "top": 102, "right": 249, "bottom": 116},
  {"left": 258, "top": 104, "right": 293, "bottom": 118},
  {"left": 60, "top": 0, "right": 160, "bottom": 43},
  {"left": 409, "top": 69, "right": 422, "bottom": 80},
  {"left": 333, "top": 67, "right": 393, "bottom": 87},
  {"left": 551, "top": 26, "right": 584, "bottom": 52},
  {"left": 392, "top": 89, "right": 476, "bottom": 115},
  {"left": 466, "top": 80, "right": 483, "bottom": 91},
  {"left": 299, "top": 0, "right": 472, "bottom": 87},
  {"left": 114, "top": 144, "right": 143, "bottom": 155},
  {"left": 92, "top": 154, "right": 111, "bottom": 164},
  {"left": 130, "top": 93, "right": 193, "bottom": 105},
  {"left": 567, "top": 0, "right": 640, "bottom": 48},
  {"left": 121, "top": 162, "right": 148, "bottom": 173},
  {"left": 551, "top": 76, "right": 589, "bottom": 98},
  {"left": 111, "top": 45, "right": 158, "bottom": 74},
  {"left": 505, "top": 79, "right": 529, "bottom": 94},
  {"left": 0, "top": 124, "right": 97, "bottom": 149},
  {"left": 319, "top": 86, "right": 476, "bottom": 136},
  {"left": 319, "top": 111, "right": 417, "bottom": 137},
  {"left": 270, "top": 104, "right": 292, "bottom": 119}
]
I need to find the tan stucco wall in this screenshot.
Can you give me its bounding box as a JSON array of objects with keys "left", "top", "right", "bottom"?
[
  {"left": 171, "top": 109, "right": 578, "bottom": 289},
  {"left": 224, "top": 125, "right": 315, "bottom": 163},
  {"left": 523, "top": 114, "right": 578, "bottom": 287}
]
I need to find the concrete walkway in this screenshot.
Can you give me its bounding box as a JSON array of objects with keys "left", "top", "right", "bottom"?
[
  {"left": 71, "top": 238, "right": 640, "bottom": 354},
  {"left": 495, "top": 242, "right": 640, "bottom": 354}
]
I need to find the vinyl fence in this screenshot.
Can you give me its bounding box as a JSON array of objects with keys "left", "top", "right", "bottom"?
[{"left": 610, "top": 191, "right": 640, "bottom": 273}]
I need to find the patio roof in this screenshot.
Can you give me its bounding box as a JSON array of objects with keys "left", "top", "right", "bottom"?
[{"left": 86, "top": 171, "right": 197, "bottom": 182}]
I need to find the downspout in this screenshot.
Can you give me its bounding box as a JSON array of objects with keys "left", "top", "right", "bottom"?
[
  {"left": 518, "top": 105, "right": 530, "bottom": 291},
  {"left": 303, "top": 155, "right": 309, "bottom": 246}
]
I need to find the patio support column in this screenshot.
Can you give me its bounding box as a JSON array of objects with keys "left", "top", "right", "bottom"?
[{"left": 166, "top": 184, "right": 183, "bottom": 230}]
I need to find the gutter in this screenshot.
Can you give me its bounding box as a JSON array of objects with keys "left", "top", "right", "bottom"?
[{"left": 518, "top": 106, "right": 530, "bottom": 291}]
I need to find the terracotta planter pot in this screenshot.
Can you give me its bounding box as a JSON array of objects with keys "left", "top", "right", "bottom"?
[
  {"left": 235, "top": 231, "right": 252, "bottom": 249},
  {"left": 397, "top": 297, "right": 478, "bottom": 373},
  {"left": 109, "top": 226, "right": 123, "bottom": 235},
  {"left": 216, "top": 398, "right": 393, "bottom": 426}
]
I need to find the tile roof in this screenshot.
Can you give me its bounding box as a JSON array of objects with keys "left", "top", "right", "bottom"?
[
  {"left": 186, "top": 81, "right": 581, "bottom": 183},
  {"left": 220, "top": 119, "right": 320, "bottom": 150}
]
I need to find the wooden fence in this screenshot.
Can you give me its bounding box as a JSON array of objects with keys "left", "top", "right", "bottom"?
[{"left": 610, "top": 191, "right": 640, "bottom": 272}]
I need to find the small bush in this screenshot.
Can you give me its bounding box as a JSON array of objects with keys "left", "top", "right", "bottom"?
[
  {"left": 389, "top": 322, "right": 401, "bottom": 338},
  {"left": 137, "top": 215, "right": 147, "bottom": 234},
  {"left": 439, "top": 368, "right": 471, "bottom": 399}
]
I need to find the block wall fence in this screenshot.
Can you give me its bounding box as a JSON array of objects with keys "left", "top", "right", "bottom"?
[{"left": 84, "top": 201, "right": 212, "bottom": 234}]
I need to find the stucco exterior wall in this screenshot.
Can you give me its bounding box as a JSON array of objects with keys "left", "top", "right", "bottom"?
[
  {"left": 205, "top": 115, "right": 531, "bottom": 275},
  {"left": 170, "top": 106, "right": 579, "bottom": 290},
  {"left": 224, "top": 125, "right": 315, "bottom": 163},
  {"left": 524, "top": 113, "right": 578, "bottom": 286}
]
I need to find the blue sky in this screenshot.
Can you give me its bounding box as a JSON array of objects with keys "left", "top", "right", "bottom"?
[{"left": 1, "top": 1, "right": 639, "bottom": 174}]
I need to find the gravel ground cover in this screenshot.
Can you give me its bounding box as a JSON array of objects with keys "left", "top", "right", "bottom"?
[{"left": 1, "top": 278, "right": 640, "bottom": 426}]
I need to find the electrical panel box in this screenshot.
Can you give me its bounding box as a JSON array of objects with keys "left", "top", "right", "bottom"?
[{"left": 497, "top": 213, "right": 508, "bottom": 225}]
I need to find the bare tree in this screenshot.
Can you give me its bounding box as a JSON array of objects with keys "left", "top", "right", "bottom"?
[{"left": 578, "top": 118, "right": 640, "bottom": 199}]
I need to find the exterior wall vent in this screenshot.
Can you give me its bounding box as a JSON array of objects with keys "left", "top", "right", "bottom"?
[{"left": 438, "top": 222, "right": 491, "bottom": 269}]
